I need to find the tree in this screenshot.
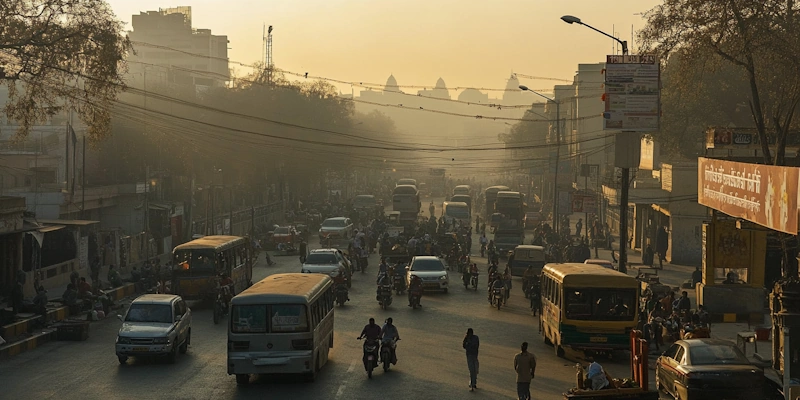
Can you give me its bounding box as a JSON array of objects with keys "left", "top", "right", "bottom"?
[
  {"left": 0, "top": 0, "right": 130, "bottom": 140},
  {"left": 640, "top": 0, "right": 800, "bottom": 165}
]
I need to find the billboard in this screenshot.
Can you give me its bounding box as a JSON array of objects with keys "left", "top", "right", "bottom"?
[
  {"left": 604, "top": 55, "right": 660, "bottom": 132},
  {"left": 698, "top": 157, "right": 798, "bottom": 234}
]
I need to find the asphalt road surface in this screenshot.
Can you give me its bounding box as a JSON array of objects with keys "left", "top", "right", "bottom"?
[{"left": 0, "top": 206, "right": 636, "bottom": 400}]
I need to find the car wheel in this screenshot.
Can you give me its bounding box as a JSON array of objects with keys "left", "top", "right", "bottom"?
[
  {"left": 179, "top": 331, "right": 190, "bottom": 354},
  {"left": 235, "top": 374, "right": 250, "bottom": 385},
  {"left": 654, "top": 367, "right": 664, "bottom": 392},
  {"left": 118, "top": 355, "right": 128, "bottom": 365}
]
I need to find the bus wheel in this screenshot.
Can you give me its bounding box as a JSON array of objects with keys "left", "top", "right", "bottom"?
[
  {"left": 555, "top": 344, "right": 565, "bottom": 358},
  {"left": 235, "top": 374, "right": 249, "bottom": 385},
  {"left": 542, "top": 333, "right": 552, "bottom": 346}
]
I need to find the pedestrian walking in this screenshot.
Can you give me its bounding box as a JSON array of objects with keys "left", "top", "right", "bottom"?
[
  {"left": 575, "top": 218, "right": 583, "bottom": 238},
  {"left": 514, "top": 342, "right": 537, "bottom": 400},
  {"left": 463, "top": 328, "right": 480, "bottom": 391}
]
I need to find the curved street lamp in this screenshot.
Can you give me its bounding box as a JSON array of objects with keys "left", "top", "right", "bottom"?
[
  {"left": 560, "top": 15, "right": 628, "bottom": 55},
  {"left": 519, "top": 85, "right": 561, "bottom": 235}
]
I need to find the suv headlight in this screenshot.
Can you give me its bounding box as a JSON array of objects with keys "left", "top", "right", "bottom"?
[
  {"left": 153, "top": 337, "right": 170, "bottom": 344},
  {"left": 117, "top": 336, "right": 131, "bottom": 344},
  {"left": 439, "top": 275, "right": 448, "bottom": 280}
]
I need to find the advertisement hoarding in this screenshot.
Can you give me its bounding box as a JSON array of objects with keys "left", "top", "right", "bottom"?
[
  {"left": 697, "top": 157, "right": 798, "bottom": 234},
  {"left": 604, "top": 55, "right": 660, "bottom": 132}
]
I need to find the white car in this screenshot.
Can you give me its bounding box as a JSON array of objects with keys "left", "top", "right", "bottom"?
[
  {"left": 115, "top": 294, "right": 192, "bottom": 365},
  {"left": 302, "top": 249, "right": 351, "bottom": 287},
  {"left": 318, "top": 217, "right": 353, "bottom": 243},
  {"left": 406, "top": 256, "right": 449, "bottom": 293}
]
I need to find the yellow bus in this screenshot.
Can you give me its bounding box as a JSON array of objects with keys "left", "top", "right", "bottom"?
[
  {"left": 227, "top": 273, "right": 334, "bottom": 384},
  {"left": 172, "top": 235, "right": 253, "bottom": 301},
  {"left": 539, "top": 263, "right": 639, "bottom": 357}
]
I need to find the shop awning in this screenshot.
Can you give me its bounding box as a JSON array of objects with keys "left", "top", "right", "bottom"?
[{"left": 36, "top": 219, "right": 100, "bottom": 226}]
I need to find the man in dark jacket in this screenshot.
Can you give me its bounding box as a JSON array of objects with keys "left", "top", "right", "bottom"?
[{"left": 463, "top": 328, "right": 480, "bottom": 391}]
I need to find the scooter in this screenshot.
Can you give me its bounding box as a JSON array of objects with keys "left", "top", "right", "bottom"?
[
  {"left": 408, "top": 288, "right": 422, "bottom": 309},
  {"left": 358, "top": 338, "right": 380, "bottom": 378},
  {"left": 470, "top": 270, "right": 479, "bottom": 290},
  {"left": 380, "top": 338, "right": 398, "bottom": 372},
  {"left": 392, "top": 274, "right": 406, "bottom": 295},
  {"left": 377, "top": 283, "right": 393, "bottom": 310},
  {"left": 335, "top": 284, "right": 349, "bottom": 306}
]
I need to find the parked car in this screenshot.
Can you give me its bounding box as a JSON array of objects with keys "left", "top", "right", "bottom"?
[
  {"left": 405, "top": 256, "right": 449, "bottom": 293},
  {"left": 318, "top": 217, "right": 353, "bottom": 243},
  {"left": 302, "top": 249, "right": 351, "bottom": 287},
  {"left": 115, "top": 294, "right": 192, "bottom": 365},
  {"left": 271, "top": 226, "right": 296, "bottom": 244},
  {"left": 655, "top": 338, "right": 765, "bottom": 400},
  {"left": 584, "top": 259, "right": 615, "bottom": 270}
]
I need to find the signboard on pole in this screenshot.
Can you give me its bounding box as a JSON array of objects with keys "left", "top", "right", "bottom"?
[
  {"left": 604, "top": 55, "right": 660, "bottom": 132},
  {"left": 698, "top": 157, "right": 798, "bottom": 234}
]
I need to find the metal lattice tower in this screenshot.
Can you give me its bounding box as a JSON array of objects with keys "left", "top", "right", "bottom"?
[{"left": 263, "top": 24, "right": 273, "bottom": 83}]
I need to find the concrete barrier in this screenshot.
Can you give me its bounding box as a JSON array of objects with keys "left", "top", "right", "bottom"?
[
  {"left": 0, "top": 329, "right": 58, "bottom": 360},
  {"left": 0, "top": 284, "right": 136, "bottom": 361}
]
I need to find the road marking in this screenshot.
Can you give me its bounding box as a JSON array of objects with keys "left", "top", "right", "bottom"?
[{"left": 335, "top": 359, "right": 358, "bottom": 399}]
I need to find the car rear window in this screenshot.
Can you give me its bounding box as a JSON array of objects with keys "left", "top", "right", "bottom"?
[
  {"left": 689, "top": 344, "right": 750, "bottom": 365},
  {"left": 411, "top": 259, "right": 445, "bottom": 271},
  {"left": 306, "top": 253, "right": 337, "bottom": 264},
  {"left": 231, "top": 304, "right": 309, "bottom": 333}
]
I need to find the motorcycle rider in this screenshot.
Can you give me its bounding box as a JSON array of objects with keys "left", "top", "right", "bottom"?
[
  {"left": 479, "top": 233, "right": 488, "bottom": 257},
  {"left": 407, "top": 274, "right": 423, "bottom": 307},
  {"left": 376, "top": 272, "right": 392, "bottom": 301},
  {"left": 358, "top": 317, "right": 382, "bottom": 341},
  {"left": 218, "top": 273, "right": 235, "bottom": 308},
  {"left": 377, "top": 257, "right": 390, "bottom": 284},
  {"left": 333, "top": 270, "right": 350, "bottom": 301},
  {"left": 380, "top": 317, "right": 401, "bottom": 364},
  {"left": 522, "top": 265, "right": 537, "bottom": 297},
  {"left": 491, "top": 271, "right": 506, "bottom": 304}
]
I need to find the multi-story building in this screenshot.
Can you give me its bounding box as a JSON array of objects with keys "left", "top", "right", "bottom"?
[{"left": 127, "top": 6, "right": 230, "bottom": 90}]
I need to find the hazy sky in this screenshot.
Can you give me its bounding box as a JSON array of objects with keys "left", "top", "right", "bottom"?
[{"left": 109, "top": 0, "right": 661, "bottom": 93}]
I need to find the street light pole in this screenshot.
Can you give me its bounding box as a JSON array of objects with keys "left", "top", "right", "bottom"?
[
  {"left": 561, "top": 14, "right": 630, "bottom": 273},
  {"left": 519, "top": 85, "right": 561, "bottom": 235}
]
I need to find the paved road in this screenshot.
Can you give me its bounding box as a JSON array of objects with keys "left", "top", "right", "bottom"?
[{"left": 0, "top": 208, "right": 635, "bottom": 400}]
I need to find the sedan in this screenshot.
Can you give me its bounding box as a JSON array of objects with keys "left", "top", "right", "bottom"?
[
  {"left": 655, "top": 338, "right": 765, "bottom": 400},
  {"left": 405, "top": 256, "right": 448, "bottom": 293}
]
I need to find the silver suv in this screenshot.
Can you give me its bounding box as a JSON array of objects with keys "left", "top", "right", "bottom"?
[
  {"left": 302, "top": 249, "right": 351, "bottom": 287},
  {"left": 116, "top": 294, "right": 192, "bottom": 364}
]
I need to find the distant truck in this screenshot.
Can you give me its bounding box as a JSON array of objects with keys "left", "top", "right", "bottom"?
[
  {"left": 495, "top": 191, "right": 525, "bottom": 223},
  {"left": 493, "top": 227, "right": 525, "bottom": 258},
  {"left": 484, "top": 185, "right": 510, "bottom": 218},
  {"left": 392, "top": 185, "right": 420, "bottom": 222}
]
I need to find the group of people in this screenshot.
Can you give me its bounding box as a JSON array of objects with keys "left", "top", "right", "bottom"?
[{"left": 644, "top": 290, "right": 710, "bottom": 349}]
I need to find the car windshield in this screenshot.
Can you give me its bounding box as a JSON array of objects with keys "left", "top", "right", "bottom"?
[
  {"left": 564, "top": 288, "right": 637, "bottom": 321},
  {"left": 274, "top": 227, "right": 290, "bottom": 234},
  {"left": 305, "top": 253, "right": 338, "bottom": 264},
  {"left": 690, "top": 344, "right": 750, "bottom": 365},
  {"left": 495, "top": 234, "right": 520, "bottom": 244},
  {"left": 125, "top": 304, "right": 172, "bottom": 323},
  {"left": 322, "top": 219, "right": 346, "bottom": 228},
  {"left": 411, "top": 259, "right": 445, "bottom": 271}
]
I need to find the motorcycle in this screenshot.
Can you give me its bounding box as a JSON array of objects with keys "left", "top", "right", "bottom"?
[
  {"left": 335, "top": 284, "right": 349, "bottom": 306},
  {"left": 359, "top": 338, "right": 380, "bottom": 378},
  {"left": 408, "top": 288, "right": 422, "bottom": 309},
  {"left": 470, "top": 271, "right": 479, "bottom": 290},
  {"left": 377, "top": 283, "right": 393, "bottom": 309},
  {"left": 492, "top": 286, "right": 504, "bottom": 310},
  {"left": 380, "top": 338, "right": 398, "bottom": 372},
  {"left": 480, "top": 243, "right": 486, "bottom": 257},
  {"left": 213, "top": 285, "right": 231, "bottom": 324},
  {"left": 392, "top": 274, "right": 406, "bottom": 295}
]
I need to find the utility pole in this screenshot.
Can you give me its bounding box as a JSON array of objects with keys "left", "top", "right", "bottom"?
[
  {"left": 144, "top": 165, "right": 150, "bottom": 263},
  {"left": 81, "top": 135, "right": 86, "bottom": 219}
]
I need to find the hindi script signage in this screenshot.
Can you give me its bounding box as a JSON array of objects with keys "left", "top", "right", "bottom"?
[{"left": 698, "top": 157, "right": 798, "bottom": 234}]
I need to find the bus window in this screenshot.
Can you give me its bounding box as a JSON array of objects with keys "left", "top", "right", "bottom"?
[
  {"left": 565, "top": 288, "right": 637, "bottom": 321},
  {"left": 271, "top": 305, "right": 309, "bottom": 333},
  {"left": 232, "top": 305, "right": 267, "bottom": 333},
  {"left": 555, "top": 283, "right": 561, "bottom": 306}
]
